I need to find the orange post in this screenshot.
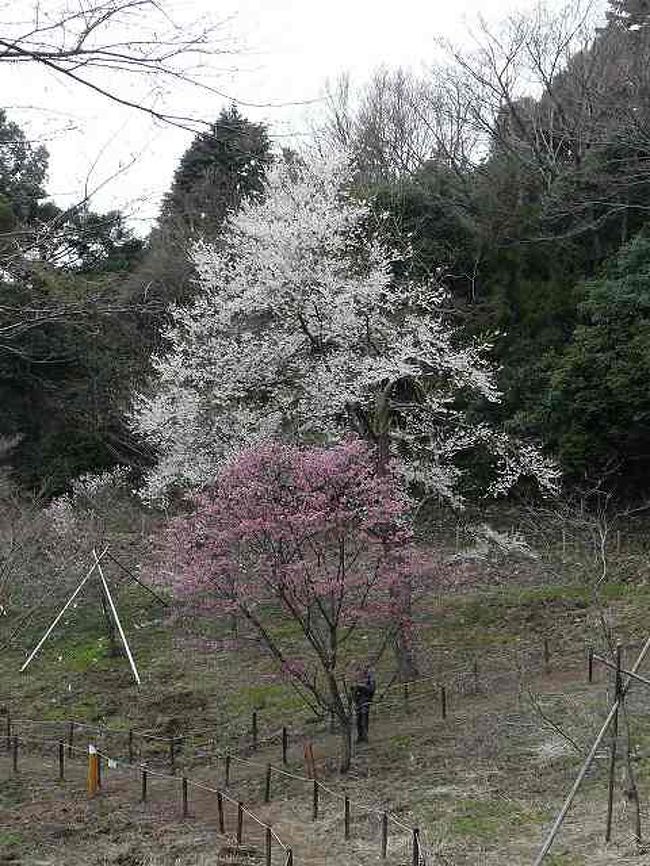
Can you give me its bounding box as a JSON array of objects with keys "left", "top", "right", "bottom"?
[{"left": 87, "top": 744, "right": 100, "bottom": 796}]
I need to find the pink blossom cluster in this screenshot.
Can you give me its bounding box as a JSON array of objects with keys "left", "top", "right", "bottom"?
[{"left": 159, "top": 439, "right": 422, "bottom": 641}]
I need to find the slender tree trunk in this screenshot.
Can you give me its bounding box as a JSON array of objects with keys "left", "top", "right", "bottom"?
[{"left": 339, "top": 715, "right": 352, "bottom": 773}]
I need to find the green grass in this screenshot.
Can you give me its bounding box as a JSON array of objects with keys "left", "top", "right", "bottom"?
[{"left": 449, "top": 797, "right": 547, "bottom": 841}]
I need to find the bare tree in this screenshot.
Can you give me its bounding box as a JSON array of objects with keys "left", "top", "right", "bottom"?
[{"left": 0, "top": 0, "right": 237, "bottom": 132}]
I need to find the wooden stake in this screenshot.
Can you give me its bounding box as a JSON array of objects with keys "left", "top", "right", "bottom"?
[
  {"left": 217, "top": 791, "right": 224, "bottom": 833},
  {"left": 58, "top": 740, "right": 64, "bottom": 780},
  {"left": 404, "top": 682, "right": 410, "bottom": 713},
  {"left": 5, "top": 713, "right": 10, "bottom": 751},
  {"left": 87, "top": 744, "right": 99, "bottom": 795},
  {"left": 473, "top": 657, "right": 479, "bottom": 693},
  {"left": 252, "top": 711, "right": 258, "bottom": 749},
  {"left": 68, "top": 721, "right": 74, "bottom": 758},
  {"left": 225, "top": 754, "right": 231, "bottom": 786},
  {"left": 141, "top": 769, "right": 147, "bottom": 802},
  {"left": 236, "top": 801, "right": 243, "bottom": 844},
  {"left": 182, "top": 776, "right": 188, "bottom": 818},
  {"left": 282, "top": 726, "right": 288, "bottom": 764},
  {"left": 440, "top": 685, "right": 447, "bottom": 719},
  {"left": 286, "top": 849, "right": 293, "bottom": 866},
  {"left": 169, "top": 737, "right": 176, "bottom": 774},
  {"left": 344, "top": 795, "right": 350, "bottom": 839},
  {"left": 265, "top": 825, "right": 272, "bottom": 866},
  {"left": 381, "top": 812, "right": 388, "bottom": 858},
  {"left": 588, "top": 647, "right": 594, "bottom": 683},
  {"left": 605, "top": 644, "right": 622, "bottom": 842},
  {"left": 264, "top": 764, "right": 272, "bottom": 802},
  {"left": 12, "top": 735, "right": 17, "bottom": 773},
  {"left": 412, "top": 827, "right": 420, "bottom": 866},
  {"left": 128, "top": 729, "right": 134, "bottom": 764},
  {"left": 312, "top": 779, "right": 319, "bottom": 820}
]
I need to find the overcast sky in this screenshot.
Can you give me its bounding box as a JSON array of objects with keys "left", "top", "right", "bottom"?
[{"left": 5, "top": 0, "right": 605, "bottom": 231}]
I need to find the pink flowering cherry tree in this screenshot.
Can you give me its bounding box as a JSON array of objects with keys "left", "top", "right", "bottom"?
[{"left": 160, "top": 438, "right": 421, "bottom": 771}]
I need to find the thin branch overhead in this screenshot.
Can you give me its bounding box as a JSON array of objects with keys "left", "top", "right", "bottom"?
[{"left": 0, "top": 0, "right": 242, "bottom": 132}]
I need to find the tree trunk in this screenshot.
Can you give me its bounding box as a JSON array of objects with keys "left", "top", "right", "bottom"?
[{"left": 338, "top": 715, "right": 352, "bottom": 773}]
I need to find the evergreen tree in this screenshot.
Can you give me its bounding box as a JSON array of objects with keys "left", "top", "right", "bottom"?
[{"left": 130, "top": 106, "right": 272, "bottom": 344}]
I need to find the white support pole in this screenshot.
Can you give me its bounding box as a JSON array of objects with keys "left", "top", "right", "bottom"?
[
  {"left": 533, "top": 633, "right": 650, "bottom": 864},
  {"left": 93, "top": 549, "right": 141, "bottom": 686},
  {"left": 20, "top": 546, "right": 109, "bottom": 672}
]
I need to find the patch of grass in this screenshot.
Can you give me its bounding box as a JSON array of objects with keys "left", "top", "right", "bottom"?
[
  {"left": 546, "top": 853, "right": 584, "bottom": 866},
  {"left": 449, "top": 797, "right": 547, "bottom": 841},
  {"left": 0, "top": 830, "right": 23, "bottom": 849}
]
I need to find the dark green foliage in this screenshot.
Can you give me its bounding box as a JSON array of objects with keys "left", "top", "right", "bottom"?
[
  {"left": 536, "top": 234, "right": 650, "bottom": 487},
  {"left": 160, "top": 104, "right": 271, "bottom": 236},
  {"left": 0, "top": 267, "right": 150, "bottom": 493}
]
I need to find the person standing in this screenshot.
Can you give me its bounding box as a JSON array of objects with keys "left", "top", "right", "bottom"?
[{"left": 352, "top": 667, "right": 376, "bottom": 743}]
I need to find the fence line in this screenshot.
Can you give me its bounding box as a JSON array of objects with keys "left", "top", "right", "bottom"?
[{"left": 3, "top": 643, "right": 601, "bottom": 865}]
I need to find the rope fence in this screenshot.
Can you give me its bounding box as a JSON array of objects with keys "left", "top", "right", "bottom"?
[{"left": 2, "top": 642, "right": 603, "bottom": 866}]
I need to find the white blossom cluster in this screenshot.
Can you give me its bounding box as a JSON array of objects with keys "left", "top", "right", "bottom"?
[
  {"left": 44, "top": 466, "right": 131, "bottom": 535},
  {"left": 131, "top": 155, "right": 559, "bottom": 502}
]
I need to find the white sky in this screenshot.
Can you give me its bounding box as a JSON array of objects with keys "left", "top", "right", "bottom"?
[{"left": 5, "top": 0, "right": 605, "bottom": 232}]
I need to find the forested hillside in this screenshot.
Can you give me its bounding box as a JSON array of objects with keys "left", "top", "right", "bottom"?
[{"left": 1, "top": 0, "right": 649, "bottom": 503}]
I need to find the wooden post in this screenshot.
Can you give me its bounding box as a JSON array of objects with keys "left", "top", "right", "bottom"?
[
  {"left": 404, "top": 682, "right": 410, "bottom": 713},
  {"left": 128, "top": 729, "right": 134, "bottom": 764},
  {"left": 381, "top": 812, "right": 388, "bottom": 858},
  {"left": 412, "top": 827, "right": 420, "bottom": 866},
  {"left": 58, "top": 740, "right": 65, "bottom": 781},
  {"left": 312, "top": 779, "right": 319, "bottom": 820},
  {"left": 473, "top": 658, "right": 479, "bottom": 694},
  {"left": 286, "top": 849, "right": 293, "bottom": 866},
  {"left": 605, "top": 643, "right": 622, "bottom": 842},
  {"left": 225, "top": 754, "right": 231, "bottom": 786},
  {"left": 97, "top": 752, "right": 102, "bottom": 789},
  {"left": 236, "top": 801, "right": 244, "bottom": 844},
  {"left": 5, "top": 713, "right": 10, "bottom": 751},
  {"left": 282, "top": 727, "right": 288, "bottom": 765},
  {"left": 182, "top": 776, "right": 188, "bottom": 818},
  {"left": 264, "top": 764, "right": 272, "bottom": 803},
  {"left": 344, "top": 795, "right": 350, "bottom": 839},
  {"left": 141, "top": 769, "right": 147, "bottom": 802},
  {"left": 440, "top": 685, "right": 447, "bottom": 719},
  {"left": 12, "top": 735, "right": 18, "bottom": 773},
  {"left": 252, "top": 711, "right": 258, "bottom": 750},
  {"left": 265, "top": 825, "right": 272, "bottom": 866},
  {"left": 217, "top": 791, "right": 224, "bottom": 833},
  {"left": 67, "top": 721, "right": 74, "bottom": 758},
  {"left": 588, "top": 647, "right": 594, "bottom": 683},
  {"left": 169, "top": 737, "right": 176, "bottom": 774},
  {"left": 87, "top": 744, "right": 99, "bottom": 795}
]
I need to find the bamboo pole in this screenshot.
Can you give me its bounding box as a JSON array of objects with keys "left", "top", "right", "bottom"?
[
  {"left": 20, "top": 547, "right": 109, "bottom": 671},
  {"left": 94, "top": 550, "right": 141, "bottom": 685},
  {"left": 605, "top": 644, "right": 622, "bottom": 842},
  {"left": 533, "top": 633, "right": 650, "bottom": 865}
]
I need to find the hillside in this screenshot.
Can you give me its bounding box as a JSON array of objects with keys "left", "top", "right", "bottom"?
[{"left": 3, "top": 524, "right": 650, "bottom": 865}]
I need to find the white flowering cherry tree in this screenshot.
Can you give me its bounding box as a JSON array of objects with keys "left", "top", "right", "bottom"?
[{"left": 131, "top": 155, "right": 558, "bottom": 504}]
